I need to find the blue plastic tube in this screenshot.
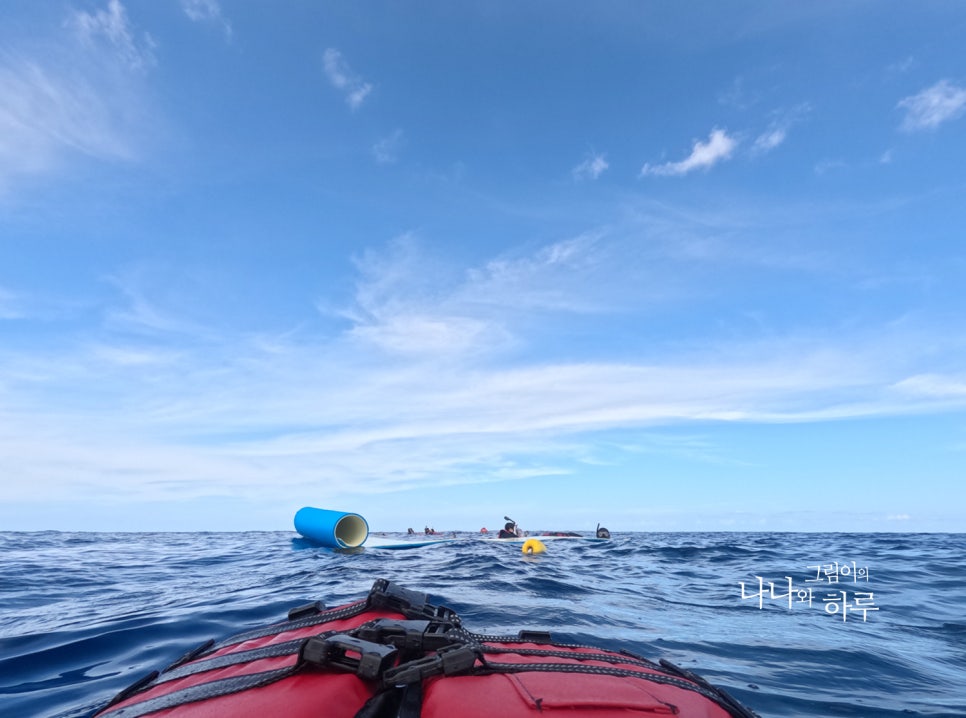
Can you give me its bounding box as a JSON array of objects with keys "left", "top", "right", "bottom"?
[{"left": 294, "top": 507, "right": 369, "bottom": 548}]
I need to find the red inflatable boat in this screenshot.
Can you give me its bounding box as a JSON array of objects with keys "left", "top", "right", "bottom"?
[{"left": 94, "top": 579, "right": 758, "bottom": 717}]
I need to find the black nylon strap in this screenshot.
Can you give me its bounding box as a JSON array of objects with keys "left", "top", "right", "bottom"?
[
  {"left": 204, "top": 600, "right": 370, "bottom": 654},
  {"left": 156, "top": 637, "right": 308, "bottom": 683},
  {"left": 396, "top": 680, "right": 423, "bottom": 718},
  {"left": 97, "top": 588, "right": 381, "bottom": 714},
  {"left": 96, "top": 666, "right": 297, "bottom": 718},
  {"left": 352, "top": 688, "right": 402, "bottom": 718}
]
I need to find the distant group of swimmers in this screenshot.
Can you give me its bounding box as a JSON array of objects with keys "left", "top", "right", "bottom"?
[
  {"left": 496, "top": 521, "right": 611, "bottom": 538},
  {"left": 407, "top": 521, "right": 611, "bottom": 539},
  {"left": 401, "top": 520, "right": 611, "bottom": 539}
]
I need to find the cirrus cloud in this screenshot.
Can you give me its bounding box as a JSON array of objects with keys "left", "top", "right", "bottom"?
[
  {"left": 182, "top": 0, "right": 232, "bottom": 39},
  {"left": 323, "top": 48, "right": 373, "bottom": 110},
  {"left": 69, "top": 0, "right": 157, "bottom": 72},
  {"left": 0, "top": 0, "right": 156, "bottom": 194},
  {"left": 572, "top": 153, "right": 609, "bottom": 181},
  {"left": 898, "top": 79, "right": 966, "bottom": 132},
  {"left": 641, "top": 128, "right": 738, "bottom": 177}
]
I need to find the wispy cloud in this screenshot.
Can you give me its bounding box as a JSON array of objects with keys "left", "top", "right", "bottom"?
[
  {"left": 337, "top": 234, "right": 511, "bottom": 356},
  {"left": 0, "top": 0, "right": 155, "bottom": 193},
  {"left": 69, "top": 0, "right": 157, "bottom": 72},
  {"left": 460, "top": 231, "right": 613, "bottom": 313},
  {"left": 181, "top": 0, "right": 232, "bottom": 39},
  {"left": 813, "top": 158, "right": 846, "bottom": 175},
  {"left": 103, "top": 267, "right": 221, "bottom": 339},
  {"left": 887, "top": 56, "right": 916, "bottom": 76},
  {"left": 3, "top": 304, "right": 959, "bottom": 510},
  {"left": 717, "top": 76, "right": 758, "bottom": 111},
  {"left": 751, "top": 104, "right": 810, "bottom": 155},
  {"left": 372, "top": 129, "right": 404, "bottom": 164},
  {"left": 891, "top": 373, "right": 966, "bottom": 398},
  {"left": 0, "top": 286, "right": 24, "bottom": 320},
  {"left": 898, "top": 79, "right": 966, "bottom": 132},
  {"left": 572, "top": 153, "right": 609, "bottom": 180},
  {"left": 3, "top": 198, "right": 965, "bottom": 515},
  {"left": 752, "top": 127, "right": 786, "bottom": 153},
  {"left": 0, "top": 58, "right": 139, "bottom": 192},
  {"left": 323, "top": 48, "right": 373, "bottom": 110},
  {"left": 641, "top": 128, "right": 738, "bottom": 177}
]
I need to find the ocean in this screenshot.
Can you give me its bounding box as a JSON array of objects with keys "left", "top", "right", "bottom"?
[{"left": 0, "top": 531, "right": 963, "bottom": 718}]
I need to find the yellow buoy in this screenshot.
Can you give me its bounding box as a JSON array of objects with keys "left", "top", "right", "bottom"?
[{"left": 522, "top": 538, "right": 546, "bottom": 555}]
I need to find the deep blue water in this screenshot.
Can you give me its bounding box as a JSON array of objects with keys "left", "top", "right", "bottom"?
[{"left": 1, "top": 531, "right": 964, "bottom": 718}]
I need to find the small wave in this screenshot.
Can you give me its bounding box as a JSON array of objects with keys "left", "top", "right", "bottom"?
[{"left": 1, "top": 531, "right": 964, "bottom": 718}]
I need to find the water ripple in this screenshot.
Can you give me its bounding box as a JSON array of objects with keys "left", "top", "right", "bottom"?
[{"left": 0, "top": 531, "right": 963, "bottom": 718}]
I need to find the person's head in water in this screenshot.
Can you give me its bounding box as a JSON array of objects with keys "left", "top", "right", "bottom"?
[
  {"left": 505, "top": 522, "right": 515, "bottom": 532},
  {"left": 596, "top": 526, "right": 611, "bottom": 539}
]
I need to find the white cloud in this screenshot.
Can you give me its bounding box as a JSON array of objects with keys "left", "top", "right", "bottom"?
[
  {"left": 813, "top": 158, "right": 846, "bottom": 175},
  {"left": 181, "top": 0, "right": 232, "bottom": 38},
  {"left": 69, "top": 0, "right": 157, "bottom": 72},
  {"left": 887, "top": 57, "right": 916, "bottom": 75},
  {"left": 0, "top": 57, "right": 141, "bottom": 192},
  {"left": 717, "top": 76, "right": 757, "bottom": 111},
  {"left": 350, "top": 313, "right": 498, "bottom": 355},
  {"left": 338, "top": 234, "right": 514, "bottom": 356},
  {"left": 898, "top": 79, "right": 966, "bottom": 132},
  {"left": 334, "top": 227, "right": 661, "bottom": 359},
  {"left": 0, "top": 287, "right": 24, "bottom": 319},
  {"left": 460, "top": 232, "right": 612, "bottom": 314},
  {"left": 102, "top": 267, "right": 220, "bottom": 339},
  {"left": 323, "top": 48, "right": 373, "bottom": 110},
  {"left": 572, "top": 153, "right": 609, "bottom": 180},
  {"left": 372, "top": 129, "right": 404, "bottom": 164},
  {"left": 751, "top": 104, "right": 809, "bottom": 156},
  {"left": 641, "top": 128, "right": 738, "bottom": 177},
  {"left": 3, "top": 312, "right": 957, "bottom": 511},
  {"left": 4, "top": 204, "right": 966, "bottom": 522},
  {"left": 891, "top": 373, "right": 966, "bottom": 398},
  {"left": 0, "top": 1, "right": 156, "bottom": 193},
  {"left": 88, "top": 343, "right": 183, "bottom": 367},
  {"left": 752, "top": 127, "right": 786, "bottom": 153}
]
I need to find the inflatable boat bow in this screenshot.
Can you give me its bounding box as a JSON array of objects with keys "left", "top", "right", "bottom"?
[{"left": 94, "top": 579, "right": 758, "bottom": 718}]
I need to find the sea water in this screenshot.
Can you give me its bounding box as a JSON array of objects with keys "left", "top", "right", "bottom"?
[{"left": 0, "top": 531, "right": 964, "bottom": 718}]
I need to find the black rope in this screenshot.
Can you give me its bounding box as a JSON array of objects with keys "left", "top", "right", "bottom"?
[{"left": 481, "top": 645, "right": 663, "bottom": 671}]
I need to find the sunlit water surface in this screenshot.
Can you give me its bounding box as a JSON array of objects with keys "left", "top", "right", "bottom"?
[{"left": 1, "top": 531, "right": 963, "bottom": 718}]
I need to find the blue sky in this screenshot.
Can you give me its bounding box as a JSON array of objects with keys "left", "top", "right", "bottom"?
[{"left": 2, "top": 2, "right": 965, "bottom": 533}]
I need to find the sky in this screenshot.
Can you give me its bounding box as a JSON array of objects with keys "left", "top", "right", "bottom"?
[{"left": 2, "top": 2, "right": 966, "bottom": 533}]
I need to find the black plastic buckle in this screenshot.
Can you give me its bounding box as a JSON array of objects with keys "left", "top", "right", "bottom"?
[
  {"left": 367, "top": 579, "right": 460, "bottom": 625},
  {"left": 382, "top": 644, "right": 478, "bottom": 686},
  {"left": 299, "top": 634, "right": 398, "bottom": 680},
  {"left": 517, "top": 630, "right": 553, "bottom": 644},
  {"left": 288, "top": 600, "right": 326, "bottom": 621},
  {"left": 355, "top": 618, "right": 461, "bottom": 652}
]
